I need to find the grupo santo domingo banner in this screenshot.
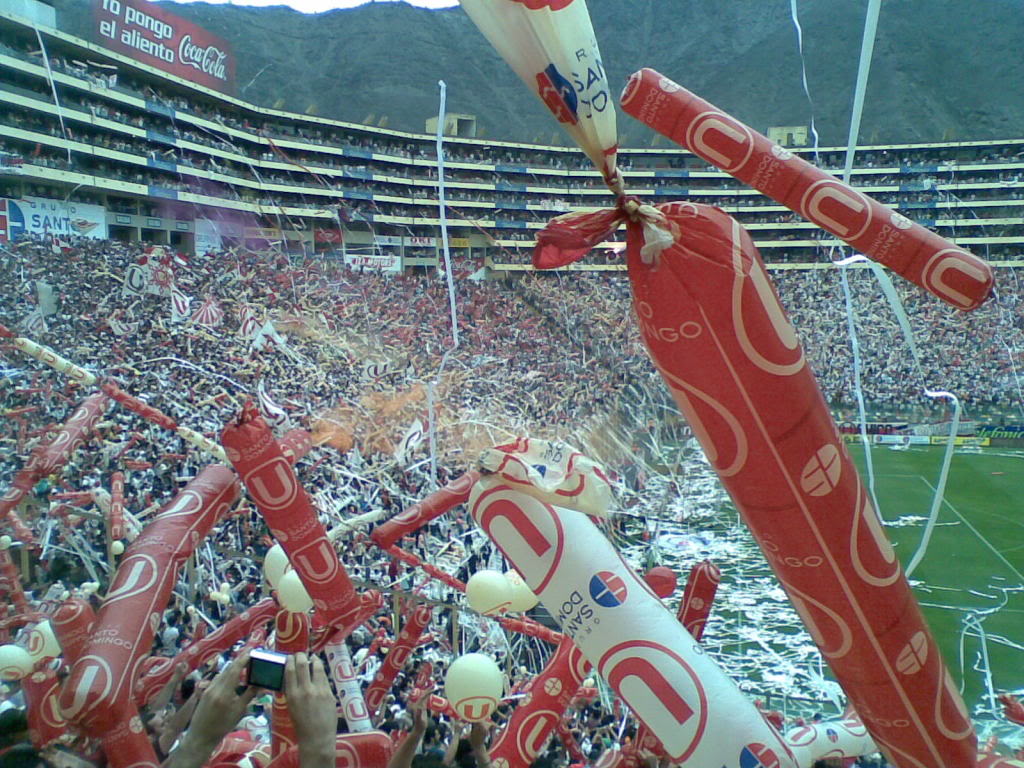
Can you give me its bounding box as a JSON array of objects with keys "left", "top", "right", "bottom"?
[
  {"left": 2, "top": 197, "right": 108, "bottom": 241},
  {"left": 92, "top": 0, "right": 236, "bottom": 95}
]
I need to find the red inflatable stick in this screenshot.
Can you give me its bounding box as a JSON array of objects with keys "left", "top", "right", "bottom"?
[
  {"left": 620, "top": 68, "right": 993, "bottom": 312},
  {"left": 22, "top": 664, "right": 66, "bottom": 748},
  {"left": 109, "top": 471, "right": 126, "bottom": 542},
  {"left": 424, "top": 694, "right": 458, "bottom": 719},
  {"left": 677, "top": 560, "right": 721, "bottom": 641},
  {"left": 101, "top": 722, "right": 161, "bottom": 768},
  {"left": 51, "top": 598, "right": 97, "bottom": 665},
  {"left": 0, "top": 546, "right": 28, "bottom": 613},
  {"left": 272, "top": 611, "right": 311, "bottom": 759},
  {"left": 309, "top": 591, "right": 383, "bottom": 654},
  {"left": 555, "top": 720, "right": 586, "bottom": 765},
  {"left": 0, "top": 393, "right": 107, "bottom": 544},
  {"left": 278, "top": 428, "right": 313, "bottom": 464},
  {"left": 363, "top": 604, "right": 432, "bottom": 720},
  {"left": 37, "top": 393, "right": 109, "bottom": 476},
  {"left": 100, "top": 380, "right": 178, "bottom": 431},
  {"left": 264, "top": 731, "right": 393, "bottom": 768},
  {"left": 59, "top": 466, "right": 239, "bottom": 742},
  {"left": 222, "top": 403, "right": 359, "bottom": 626},
  {"left": 135, "top": 598, "right": 277, "bottom": 706},
  {"left": 370, "top": 471, "right": 480, "bottom": 549},
  {"left": 490, "top": 637, "right": 591, "bottom": 768},
  {"left": 621, "top": 202, "right": 976, "bottom": 766},
  {"left": 0, "top": 488, "right": 36, "bottom": 544}
]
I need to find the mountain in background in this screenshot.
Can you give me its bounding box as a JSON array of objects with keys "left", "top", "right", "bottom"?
[{"left": 52, "top": 0, "right": 1024, "bottom": 146}]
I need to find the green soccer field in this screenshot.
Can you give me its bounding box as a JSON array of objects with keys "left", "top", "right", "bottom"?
[{"left": 847, "top": 444, "right": 1024, "bottom": 715}]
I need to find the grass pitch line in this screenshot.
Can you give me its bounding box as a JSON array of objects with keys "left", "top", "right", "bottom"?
[{"left": 916, "top": 475, "right": 1024, "bottom": 583}]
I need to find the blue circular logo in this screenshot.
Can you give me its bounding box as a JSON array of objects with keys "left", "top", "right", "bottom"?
[
  {"left": 588, "top": 571, "right": 628, "bottom": 607},
  {"left": 739, "top": 744, "right": 780, "bottom": 768}
]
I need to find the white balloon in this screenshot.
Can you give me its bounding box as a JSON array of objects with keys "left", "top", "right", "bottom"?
[
  {"left": 26, "top": 621, "right": 61, "bottom": 662},
  {"left": 277, "top": 570, "right": 313, "bottom": 613},
  {"left": 0, "top": 536, "right": 11, "bottom": 550},
  {"left": 0, "top": 645, "right": 33, "bottom": 680},
  {"left": 263, "top": 544, "right": 291, "bottom": 588},
  {"left": 444, "top": 653, "right": 504, "bottom": 722},
  {"left": 466, "top": 570, "right": 514, "bottom": 617},
  {"left": 111, "top": 541, "right": 125, "bottom": 556},
  {"left": 504, "top": 570, "right": 539, "bottom": 613}
]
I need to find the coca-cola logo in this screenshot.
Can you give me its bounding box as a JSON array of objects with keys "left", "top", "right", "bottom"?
[{"left": 178, "top": 35, "right": 228, "bottom": 81}]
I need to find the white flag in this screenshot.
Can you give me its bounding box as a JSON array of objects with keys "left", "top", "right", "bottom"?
[
  {"left": 122, "top": 263, "right": 149, "bottom": 296},
  {"left": 21, "top": 308, "right": 47, "bottom": 336},
  {"left": 250, "top": 320, "right": 286, "bottom": 352},
  {"left": 395, "top": 419, "right": 425, "bottom": 465}
]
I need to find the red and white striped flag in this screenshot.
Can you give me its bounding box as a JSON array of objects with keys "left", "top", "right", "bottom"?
[
  {"left": 256, "top": 379, "right": 290, "bottom": 429},
  {"left": 191, "top": 297, "right": 224, "bottom": 328},
  {"left": 170, "top": 286, "right": 191, "bottom": 323},
  {"left": 237, "top": 304, "right": 260, "bottom": 339}
]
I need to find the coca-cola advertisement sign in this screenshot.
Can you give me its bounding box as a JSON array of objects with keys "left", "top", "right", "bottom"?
[{"left": 93, "top": 0, "right": 235, "bottom": 95}]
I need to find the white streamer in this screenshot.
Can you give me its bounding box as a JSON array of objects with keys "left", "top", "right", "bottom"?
[
  {"left": 32, "top": 25, "right": 72, "bottom": 164},
  {"left": 427, "top": 79, "right": 461, "bottom": 489}
]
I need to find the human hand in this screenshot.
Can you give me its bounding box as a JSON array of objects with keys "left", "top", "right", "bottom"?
[
  {"left": 469, "top": 721, "right": 489, "bottom": 752},
  {"left": 285, "top": 652, "right": 336, "bottom": 768},
  {"left": 409, "top": 698, "right": 429, "bottom": 734},
  {"left": 167, "top": 651, "right": 256, "bottom": 768}
]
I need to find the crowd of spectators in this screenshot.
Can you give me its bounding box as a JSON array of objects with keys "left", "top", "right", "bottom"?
[
  {"left": 0, "top": 26, "right": 1023, "bottom": 765},
  {"left": 7, "top": 232, "right": 1019, "bottom": 764}
]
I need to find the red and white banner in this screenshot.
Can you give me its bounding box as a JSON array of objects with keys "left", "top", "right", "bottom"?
[
  {"left": 264, "top": 732, "right": 393, "bottom": 768},
  {"left": 314, "top": 227, "right": 343, "bottom": 244},
  {"left": 676, "top": 560, "right": 720, "bottom": 641},
  {"left": 50, "top": 598, "right": 97, "bottom": 667},
  {"left": 458, "top": 0, "right": 620, "bottom": 190},
  {"left": 192, "top": 296, "right": 224, "bottom": 328},
  {"left": 257, "top": 379, "right": 290, "bottom": 430},
  {"left": 238, "top": 304, "right": 261, "bottom": 340},
  {"left": 478, "top": 438, "right": 613, "bottom": 517},
  {"left": 91, "top": 0, "right": 235, "bottom": 94},
  {"left": 344, "top": 252, "right": 401, "bottom": 273}
]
